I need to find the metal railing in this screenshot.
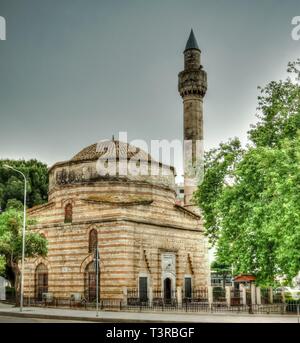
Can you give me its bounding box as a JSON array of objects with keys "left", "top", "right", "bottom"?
[
  {"left": 22, "top": 296, "right": 124, "bottom": 311},
  {"left": 230, "top": 289, "right": 243, "bottom": 306},
  {"left": 6, "top": 287, "right": 299, "bottom": 316},
  {"left": 212, "top": 286, "right": 226, "bottom": 303},
  {"left": 18, "top": 295, "right": 300, "bottom": 314}
]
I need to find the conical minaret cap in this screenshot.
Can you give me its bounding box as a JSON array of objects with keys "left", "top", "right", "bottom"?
[{"left": 184, "top": 29, "right": 200, "bottom": 52}]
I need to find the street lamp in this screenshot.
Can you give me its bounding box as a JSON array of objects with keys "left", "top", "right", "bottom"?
[
  {"left": 4, "top": 164, "right": 27, "bottom": 312},
  {"left": 94, "top": 247, "right": 100, "bottom": 317}
]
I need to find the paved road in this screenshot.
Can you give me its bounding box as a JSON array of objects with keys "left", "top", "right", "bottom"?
[
  {"left": 0, "top": 315, "right": 93, "bottom": 323},
  {"left": 0, "top": 303, "right": 299, "bottom": 323}
]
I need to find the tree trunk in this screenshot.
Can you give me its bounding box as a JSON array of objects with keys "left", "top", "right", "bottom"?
[{"left": 11, "top": 263, "right": 20, "bottom": 305}]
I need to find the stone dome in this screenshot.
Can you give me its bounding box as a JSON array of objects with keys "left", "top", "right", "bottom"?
[
  {"left": 71, "top": 140, "right": 153, "bottom": 163},
  {"left": 48, "top": 139, "right": 176, "bottom": 194}
]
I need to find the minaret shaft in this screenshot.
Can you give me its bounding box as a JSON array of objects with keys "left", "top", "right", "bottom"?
[{"left": 178, "top": 30, "right": 207, "bottom": 209}]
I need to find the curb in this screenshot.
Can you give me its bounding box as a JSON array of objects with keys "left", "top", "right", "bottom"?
[
  {"left": 0, "top": 309, "right": 297, "bottom": 323},
  {"left": 0, "top": 310, "right": 184, "bottom": 323}
]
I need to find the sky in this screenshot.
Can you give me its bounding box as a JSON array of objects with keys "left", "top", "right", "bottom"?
[{"left": 0, "top": 0, "right": 300, "bottom": 179}]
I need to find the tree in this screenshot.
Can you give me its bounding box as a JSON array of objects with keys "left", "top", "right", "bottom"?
[
  {"left": 195, "top": 138, "right": 244, "bottom": 245},
  {"left": 195, "top": 60, "right": 300, "bottom": 285},
  {"left": 0, "top": 209, "right": 47, "bottom": 298},
  {"left": 211, "top": 259, "right": 232, "bottom": 288},
  {"left": 0, "top": 159, "right": 48, "bottom": 211},
  {"left": 6, "top": 199, "right": 24, "bottom": 211},
  {"left": 0, "top": 255, "right": 5, "bottom": 275}
]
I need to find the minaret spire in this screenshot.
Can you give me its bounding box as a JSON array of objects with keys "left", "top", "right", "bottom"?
[
  {"left": 185, "top": 29, "right": 200, "bottom": 51},
  {"left": 178, "top": 30, "right": 207, "bottom": 210}
]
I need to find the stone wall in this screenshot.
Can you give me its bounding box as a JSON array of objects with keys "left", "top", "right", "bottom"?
[
  {"left": 24, "top": 178, "right": 209, "bottom": 300},
  {"left": 23, "top": 220, "right": 209, "bottom": 299}
]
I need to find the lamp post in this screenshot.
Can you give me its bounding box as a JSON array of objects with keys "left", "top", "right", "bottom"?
[
  {"left": 4, "top": 165, "right": 27, "bottom": 312},
  {"left": 94, "top": 247, "right": 100, "bottom": 317}
]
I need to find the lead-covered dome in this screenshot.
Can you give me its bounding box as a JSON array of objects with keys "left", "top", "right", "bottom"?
[
  {"left": 48, "top": 140, "right": 176, "bottom": 194},
  {"left": 71, "top": 140, "right": 152, "bottom": 163}
]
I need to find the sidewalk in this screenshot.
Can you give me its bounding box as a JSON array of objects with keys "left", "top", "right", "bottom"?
[{"left": 0, "top": 303, "right": 299, "bottom": 323}]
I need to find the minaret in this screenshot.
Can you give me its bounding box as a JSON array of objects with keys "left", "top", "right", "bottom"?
[{"left": 178, "top": 29, "right": 207, "bottom": 209}]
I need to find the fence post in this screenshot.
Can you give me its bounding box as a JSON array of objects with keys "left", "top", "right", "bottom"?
[
  {"left": 256, "top": 287, "right": 261, "bottom": 305},
  {"left": 281, "top": 290, "right": 286, "bottom": 303},
  {"left": 269, "top": 287, "right": 273, "bottom": 304},
  {"left": 149, "top": 287, "right": 153, "bottom": 307},
  {"left": 177, "top": 286, "right": 182, "bottom": 309},
  {"left": 281, "top": 290, "right": 286, "bottom": 314},
  {"left": 241, "top": 285, "right": 247, "bottom": 305},
  {"left": 225, "top": 286, "right": 231, "bottom": 307},
  {"left": 122, "top": 287, "right": 127, "bottom": 307},
  {"left": 251, "top": 284, "right": 256, "bottom": 305},
  {"left": 208, "top": 286, "right": 213, "bottom": 311}
]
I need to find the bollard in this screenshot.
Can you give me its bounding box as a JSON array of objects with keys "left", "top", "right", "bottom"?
[
  {"left": 241, "top": 285, "right": 247, "bottom": 306},
  {"left": 149, "top": 286, "right": 153, "bottom": 308},
  {"left": 177, "top": 286, "right": 182, "bottom": 309},
  {"left": 208, "top": 286, "right": 213, "bottom": 312},
  {"left": 251, "top": 283, "right": 256, "bottom": 305},
  {"left": 269, "top": 287, "right": 273, "bottom": 304},
  {"left": 122, "top": 286, "right": 128, "bottom": 307},
  {"left": 225, "top": 286, "right": 231, "bottom": 308},
  {"left": 256, "top": 287, "right": 261, "bottom": 305}
]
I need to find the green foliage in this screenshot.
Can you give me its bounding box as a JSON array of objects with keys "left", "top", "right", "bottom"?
[
  {"left": 5, "top": 286, "right": 16, "bottom": 298},
  {"left": 194, "top": 138, "right": 244, "bottom": 244},
  {"left": 0, "top": 255, "right": 5, "bottom": 275},
  {"left": 211, "top": 260, "right": 232, "bottom": 274},
  {"left": 249, "top": 60, "right": 300, "bottom": 148},
  {"left": 0, "top": 209, "right": 47, "bottom": 261},
  {"left": 211, "top": 259, "right": 232, "bottom": 288},
  {"left": 0, "top": 159, "right": 48, "bottom": 211},
  {"left": 285, "top": 291, "right": 300, "bottom": 301},
  {"left": 0, "top": 208, "right": 47, "bottom": 286},
  {"left": 6, "top": 199, "right": 24, "bottom": 211},
  {"left": 196, "top": 60, "right": 300, "bottom": 285}
]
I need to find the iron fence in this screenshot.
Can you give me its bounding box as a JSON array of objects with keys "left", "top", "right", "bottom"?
[
  {"left": 230, "top": 289, "right": 243, "bottom": 306},
  {"left": 127, "top": 288, "right": 149, "bottom": 307},
  {"left": 125, "top": 301, "right": 298, "bottom": 314},
  {"left": 261, "top": 287, "right": 270, "bottom": 304},
  {"left": 212, "top": 286, "right": 226, "bottom": 303},
  {"left": 127, "top": 288, "right": 139, "bottom": 298},
  {"left": 22, "top": 296, "right": 124, "bottom": 311},
  {"left": 6, "top": 285, "right": 300, "bottom": 316},
  {"left": 10, "top": 296, "right": 300, "bottom": 315},
  {"left": 152, "top": 289, "right": 177, "bottom": 305},
  {"left": 285, "top": 299, "right": 300, "bottom": 314},
  {"left": 183, "top": 288, "right": 208, "bottom": 303},
  {"left": 246, "top": 288, "right": 252, "bottom": 305},
  {"left": 273, "top": 291, "right": 283, "bottom": 304}
]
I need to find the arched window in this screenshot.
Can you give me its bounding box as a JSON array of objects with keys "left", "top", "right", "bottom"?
[
  {"left": 35, "top": 263, "right": 48, "bottom": 300},
  {"left": 89, "top": 229, "right": 98, "bottom": 253},
  {"left": 64, "top": 203, "right": 73, "bottom": 223},
  {"left": 84, "top": 261, "right": 100, "bottom": 302}
]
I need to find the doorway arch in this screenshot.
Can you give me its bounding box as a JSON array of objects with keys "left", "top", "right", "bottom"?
[
  {"left": 35, "top": 263, "right": 48, "bottom": 300},
  {"left": 164, "top": 277, "right": 172, "bottom": 303},
  {"left": 84, "top": 261, "right": 100, "bottom": 302}
]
